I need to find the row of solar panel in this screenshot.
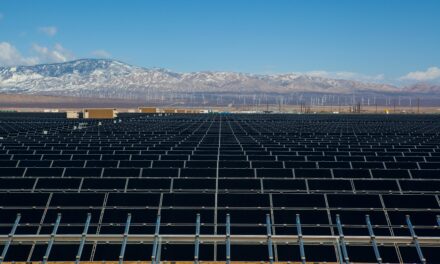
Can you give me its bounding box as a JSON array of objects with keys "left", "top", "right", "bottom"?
[
  {"left": 1, "top": 143, "right": 439, "bottom": 150},
  {"left": 1, "top": 145, "right": 437, "bottom": 153},
  {"left": 2, "top": 145, "right": 440, "bottom": 152},
  {"left": 2, "top": 153, "right": 439, "bottom": 162},
  {"left": 18, "top": 116, "right": 439, "bottom": 122},
  {"left": 3, "top": 132, "right": 437, "bottom": 139},
  {"left": 2, "top": 140, "right": 439, "bottom": 146},
  {"left": 3, "top": 152, "right": 440, "bottom": 158},
  {"left": 1, "top": 193, "right": 438, "bottom": 209},
  {"left": 2, "top": 207, "right": 440, "bottom": 225},
  {"left": 4, "top": 126, "right": 438, "bottom": 134},
  {"left": 1, "top": 151, "right": 439, "bottom": 157},
  {"left": 0, "top": 167, "right": 438, "bottom": 178},
  {"left": 3, "top": 136, "right": 438, "bottom": 143},
  {"left": 2, "top": 160, "right": 440, "bottom": 171},
  {"left": 1, "top": 178, "right": 440, "bottom": 193},
  {"left": 13, "top": 124, "right": 435, "bottom": 132},
  {"left": 1, "top": 122, "right": 437, "bottom": 133},
  {"left": 3, "top": 159, "right": 440, "bottom": 170}
]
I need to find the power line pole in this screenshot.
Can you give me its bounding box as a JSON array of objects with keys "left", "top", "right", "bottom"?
[
  {"left": 417, "top": 97, "right": 420, "bottom": 114},
  {"left": 266, "top": 95, "right": 269, "bottom": 113}
]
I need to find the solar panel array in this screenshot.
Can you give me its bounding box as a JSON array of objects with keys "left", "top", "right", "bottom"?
[{"left": 1, "top": 114, "right": 440, "bottom": 263}]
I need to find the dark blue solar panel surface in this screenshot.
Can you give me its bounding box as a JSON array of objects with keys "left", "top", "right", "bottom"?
[{"left": 1, "top": 113, "right": 440, "bottom": 261}]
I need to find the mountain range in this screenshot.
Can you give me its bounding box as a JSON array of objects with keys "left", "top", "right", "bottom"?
[{"left": 0, "top": 59, "right": 438, "bottom": 101}]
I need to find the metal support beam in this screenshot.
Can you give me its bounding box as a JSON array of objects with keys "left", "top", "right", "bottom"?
[
  {"left": 366, "top": 215, "right": 382, "bottom": 264},
  {"left": 75, "top": 213, "right": 91, "bottom": 264},
  {"left": 0, "top": 213, "right": 21, "bottom": 264},
  {"left": 406, "top": 215, "right": 426, "bottom": 264},
  {"left": 295, "top": 214, "right": 306, "bottom": 264},
  {"left": 119, "top": 213, "right": 131, "bottom": 264},
  {"left": 335, "top": 239, "right": 344, "bottom": 264},
  {"left": 151, "top": 215, "right": 161, "bottom": 264},
  {"left": 43, "top": 213, "right": 61, "bottom": 264},
  {"left": 156, "top": 238, "right": 162, "bottom": 264},
  {"left": 226, "top": 214, "right": 231, "bottom": 264},
  {"left": 1, "top": 234, "right": 440, "bottom": 245},
  {"left": 266, "top": 214, "right": 274, "bottom": 264},
  {"left": 194, "top": 214, "right": 201, "bottom": 264},
  {"left": 335, "top": 214, "right": 349, "bottom": 264}
]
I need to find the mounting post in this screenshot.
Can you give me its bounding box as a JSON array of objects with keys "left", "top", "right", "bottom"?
[
  {"left": 194, "top": 213, "right": 201, "bottom": 264},
  {"left": 75, "top": 213, "right": 91, "bottom": 264},
  {"left": 43, "top": 213, "right": 61, "bottom": 264},
  {"left": 266, "top": 214, "right": 274, "bottom": 264},
  {"left": 156, "top": 237, "right": 162, "bottom": 264},
  {"left": 406, "top": 215, "right": 426, "bottom": 264},
  {"left": 366, "top": 215, "right": 382, "bottom": 264},
  {"left": 119, "top": 213, "right": 131, "bottom": 264},
  {"left": 226, "top": 214, "right": 231, "bottom": 264},
  {"left": 296, "top": 214, "right": 306, "bottom": 264},
  {"left": 335, "top": 238, "right": 344, "bottom": 264},
  {"left": 0, "top": 213, "right": 21, "bottom": 264},
  {"left": 335, "top": 214, "right": 349, "bottom": 264},
  {"left": 151, "top": 215, "right": 161, "bottom": 264}
]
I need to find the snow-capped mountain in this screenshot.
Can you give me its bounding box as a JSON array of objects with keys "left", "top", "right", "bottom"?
[{"left": 0, "top": 59, "right": 429, "bottom": 100}]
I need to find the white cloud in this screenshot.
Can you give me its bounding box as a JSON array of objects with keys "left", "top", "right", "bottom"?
[
  {"left": 0, "top": 42, "right": 38, "bottom": 66},
  {"left": 32, "top": 43, "right": 75, "bottom": 62},
  {"left": 400, "top": 67, "right": 440, "bottom": 81},
  {"left": 32, "top": 43, "right": 74, "bottom": 63},
  {"left": 304, "top": 70, "right": 385, "bottom": 82},
  {"left": 38, "top": 26, "right": 58, "bottom": 37},
  {"left": 91, "top": 49, "right": 111, "bottom": 58},
  {"left": 0, "top": 42, "right": 74, "bottom": 66}
]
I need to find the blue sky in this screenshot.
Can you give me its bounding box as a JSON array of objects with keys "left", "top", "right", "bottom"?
[{"left": 0, "top": 0, "right": 439, "bottom": 83}]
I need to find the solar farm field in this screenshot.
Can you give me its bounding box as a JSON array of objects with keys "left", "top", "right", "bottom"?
[{"left": 1, "top": 114, "right": 440, "bottom": 263}]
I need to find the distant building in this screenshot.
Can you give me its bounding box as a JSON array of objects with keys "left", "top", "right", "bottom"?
[
  {"left": 139, "top": 107, "right": 159, "bottom": 113},
  {"left": 66, "top": 111, "right": 79, "bottom": 119},
  {"left": 83, "top": 108, "right": 116, "bottom": 118}
]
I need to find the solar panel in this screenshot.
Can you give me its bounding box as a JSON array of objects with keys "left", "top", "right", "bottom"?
[
  {"left": 0, "top": 193, "right": 49, "bottom": 206},
  {"left": 2, "top": 245, "right": 32, "bottom": 261},
  {"left": 263, "top": 179, "right": 306, "bottom": 191},
  {"left": 371, "top": 169, "right": 411, "bottom": 178},
  {"left": 272, "top": 194, "right": 326, "bottom": 207},
  {"left": 0, "top": 167, "right": 25, "bottom": 176},
  {"left": 103, "top": 168, "right": 141, "bottom": 177},
  {"left": 81, "top": 178, "right": 126, "bottom": 190},
  {"left": 64, "top": 167, "right": 102, "bottom": 177},
  {"left": 1, "top": 114, "right": 440, "bottom": 261},
  {"left": 162, "top": 193, "right": 215, "bottom": 207},
  {"left": 327, "top": 194, "right": 382, "bottom": 208},
  {"left": 50, "top": 193, "right": 105, "bottom": 206},
  {"left": 354, "top": 179, "right": 400, "bottom": 191},
  {"left": 106, "top": 193, "right": 160, "bottom": 206},
  {"left": 127, "top": 178, "right": 171, "bottom": 191},
  {"left": 20, "top": 161, "right": 53, "bottom": 168},
  {"left": 295, "top": 168, "right": 332, "bottom": 178},
  {"left": 383, "top": 194, "right": 439, "bottom": 209},
  {"left": 308, "top": 179, "right": 353, "bottom": 191},
  {"left": 218, "top": 194, "right": 270, "bottom": 207},
  {"left": 35, "top": 178, "right": 81, "bottom": 190},
  {"left": 0, "top": 178, "right": 35, "bottom": 189},
  {"left": 0, "top": 208, "right": 44, "bottom": 223},
  {"left": 333, "top": 168, "right": 371, "bottom": 178}
]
